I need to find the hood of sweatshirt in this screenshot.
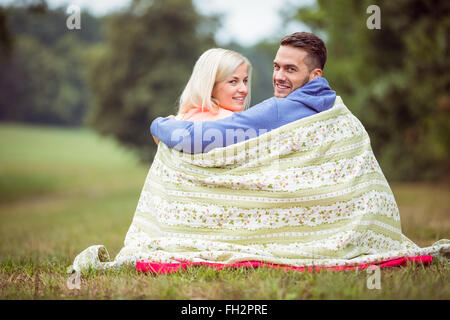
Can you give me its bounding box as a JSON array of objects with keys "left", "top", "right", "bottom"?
[{"left": 279, "top": 77, "right": 336, "bottom": 113}]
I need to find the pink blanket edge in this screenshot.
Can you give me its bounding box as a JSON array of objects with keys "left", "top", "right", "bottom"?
[{"left": 135, "top": 255, "right": 433, "bottom": 274}]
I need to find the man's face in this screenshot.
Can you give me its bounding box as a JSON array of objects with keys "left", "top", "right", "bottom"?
[{"left": 273, "top": 46, "right": 312, "bottom": 98}]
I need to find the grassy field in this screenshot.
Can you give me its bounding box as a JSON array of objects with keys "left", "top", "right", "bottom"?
[{"left": 0, "top": 123, "right": 449, "bottom": 300}]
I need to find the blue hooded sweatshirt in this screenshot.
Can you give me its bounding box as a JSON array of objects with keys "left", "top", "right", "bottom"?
[{"left": 150, "top": 77, "right": 336, "bottom": 154}]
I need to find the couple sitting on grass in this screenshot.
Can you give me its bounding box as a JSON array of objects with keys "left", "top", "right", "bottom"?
[{"left": 68, "top": 32, "right": 449, "bottom": 275}]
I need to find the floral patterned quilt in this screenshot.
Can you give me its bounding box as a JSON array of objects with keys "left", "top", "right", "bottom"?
[{"left": 67, "top": 96, "right": 449, "bottom": 274}]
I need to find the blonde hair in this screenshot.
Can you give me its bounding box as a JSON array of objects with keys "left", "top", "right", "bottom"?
[{"left": 178, "top": 48, "right": 252, "bottom": 115}]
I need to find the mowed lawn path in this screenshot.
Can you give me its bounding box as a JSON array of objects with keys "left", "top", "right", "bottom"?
[{"left": 0, "top": 123, "right": 449, "bottom": 299}]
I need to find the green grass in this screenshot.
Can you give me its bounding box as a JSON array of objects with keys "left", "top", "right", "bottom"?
[{"left": 0, "top": 123, "right": 449, "bottom": 299}]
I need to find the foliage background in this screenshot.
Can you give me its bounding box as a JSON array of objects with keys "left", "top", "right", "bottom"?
[{"left": 1, "top": 0, "right": 449, "bottom": 180}]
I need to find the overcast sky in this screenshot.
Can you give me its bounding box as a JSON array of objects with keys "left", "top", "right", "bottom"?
[{"left": 1, "top": 0, "right": 315, "bottom": 46}]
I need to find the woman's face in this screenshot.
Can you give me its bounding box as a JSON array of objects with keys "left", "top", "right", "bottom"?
[{"left": 212, "top": 62, "right": 249, "bottom": 111}]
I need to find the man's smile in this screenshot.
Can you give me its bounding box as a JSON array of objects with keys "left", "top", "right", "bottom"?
[
  {"left": 276, "top": 83, "right": 290, "bottom": 89},
  {"left": 275, "top": 81, "right": 292, "bottom": 93}
]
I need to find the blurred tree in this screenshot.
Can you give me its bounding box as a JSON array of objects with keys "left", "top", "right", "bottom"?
[
  {"left": 0, "top": 7, "right": 13, "bottom": 58},
  {"left": 0, "top": 5, "right": 103, "bottom": 125},
  {"left": 291, "top": 0, "right": 450, "bottom": 181},
  {"left": 84, "top": 0, "right": 217, "bottom": 161},
  {"left": 7, "top": 5, "right": 103, "bottom": 45}
]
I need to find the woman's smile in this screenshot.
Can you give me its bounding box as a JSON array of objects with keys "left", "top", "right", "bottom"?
[{"left": 212, "top": 62, "right": 249, "bottom": 111}]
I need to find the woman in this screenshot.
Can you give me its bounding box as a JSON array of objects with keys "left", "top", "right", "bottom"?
[
  {"left": 152, "top": 48, "right": 252, "bottom": 144},
  {"left": 178, "top": 48, "right": 251, "bottom": 120}
]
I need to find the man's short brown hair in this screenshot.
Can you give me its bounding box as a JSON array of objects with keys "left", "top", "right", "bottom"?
[{"left": 280, "top": 32, "right": 327, "bottom": 71}]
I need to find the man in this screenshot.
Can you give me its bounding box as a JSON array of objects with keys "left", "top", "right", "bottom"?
[{"left": 150, "top": 32, "right": 336, "bottom": 153}]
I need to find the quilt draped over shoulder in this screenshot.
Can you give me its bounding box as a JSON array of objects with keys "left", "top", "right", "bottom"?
[{"left": 68, "top": 96, "right": 449, "bottom": 273}]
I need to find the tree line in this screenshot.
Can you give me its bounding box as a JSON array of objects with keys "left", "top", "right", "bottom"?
[{"left": 0, "top": 0, "right": 448, "bottom": 181}]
